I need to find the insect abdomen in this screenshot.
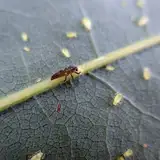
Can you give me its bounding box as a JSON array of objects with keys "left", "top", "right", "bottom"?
[{"left": 51, "top": 70, "right": 64, "bottom": 80}]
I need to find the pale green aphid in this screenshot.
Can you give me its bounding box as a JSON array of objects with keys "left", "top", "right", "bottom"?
[
  {"left": 123, "top": 149, "right": 133, "bottom": 157},
  {"left": 81, "top": 17, "right": 92, "bottom": 31},
  {"left": 113, "top": 93, "right": 123, "bottom": 106},
  {"left": 30, "top": 150, "right": 45, "bottom": 160},
  {"left": 23, "top": 46, "right": 30, "bottom": 52},
  {"left": 21, "top": 32, "right": 29, "bottom": 42},
  {"left": 106, "top": 65, "right": 115, "bottom": 71},
  {"left": 66, "top": 32, "right": 77, "bottom": 38},
  {"left": 61, "top": 48, "right": 71, "bottom": 58},
  {"left": 143, "top": 67, "right": 151, "bottom": 80},
  {"left": 137, "top": 16, "right": 149, "bottom": 27}
]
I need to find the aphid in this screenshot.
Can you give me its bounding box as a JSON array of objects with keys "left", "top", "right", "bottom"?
[
  {"left": 27, "top": 150, "right": 45, "bottom": 160},
  {"left": 57, "top": 103, "right": 61, "bottom": 113},
  {"left": 123, "top": 149, "right": 133, "bottom": 157},
  {"left": 36, "top": 78, "right": 41, "bottom": 83},
  {"left": 137, "top": 16, "right": 149, "bottom": 27},
  {"left": 113, "top": 93, "right": 123, "bottom": 106},
  {"left": 21, "top": 32, "right": 29, "bottom": 42},
  {"left": 136, "top": 0, "right": 144, "bottom": 8},
  {"left": 23, "top": 46, "right": 30, "bottom": 52},
  {"left": 81, "top": 17, "right": 92, "bottom": 31},
  {"left": 61, "top": 48, "right": 71, "bottom": 58},
  {"left": 51, "top": 66, "right": 81, "bottom": 82},
  {"left": 115, "top": 155, "right": 125, "bottom": 160},
  {"left": 106, "top": 65, "right": 115, "bottom": 71},
  {"left": 143, "top": 67, "right": 151, "bottom": 80},
  {"left": 115, "top": 149, "right": 133, "bottom": 160},
  {"left": 66, "top": 32, "right": 77, "bottom": 38}
]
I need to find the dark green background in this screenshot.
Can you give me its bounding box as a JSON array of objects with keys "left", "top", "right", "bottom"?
[{"left": 0, "top": 0, "right": 160, "bottom": 159}]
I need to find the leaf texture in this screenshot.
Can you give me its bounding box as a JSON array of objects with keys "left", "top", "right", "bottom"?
[{"left": 0, "top": 0, "right": 160, "bottom": 160}]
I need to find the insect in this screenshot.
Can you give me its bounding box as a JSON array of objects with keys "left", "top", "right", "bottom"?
[
  {"left": 81, "top": 17, "right": 92, "bottom": 31},
  {"left": 51, "top": 66, "right": 81, "bottom": 82},
  {"left": 57, "top": 103, "right": 61, "bottom": 112},
  {"left": 112, "top": 93, "right": 123, "bottom": 106},
  {"left": 27, "top": 150, "right": 45, "bottom": 160},
  {"left": 115, "top": 149, "right": 133, "bottom": 160},
  {"left": 66, "top": 32, "right": 77, "bottom": 38},
  {"left": 61, "top": 48, "right": 71, "bottom": 58},
  {"left": 137, "top": 16, "right": 149, "bottom": 27},
  {"left": 23, "top": 46, "right": 30, "bottom": 52},
  {"left": 21, "top": 32, "right": 29, "bottom": 42},
  {"left": 143, "top": 67, "right": 151, "bottom": 80},
  {"left": 106, "top": 65, "right": 115, "bottom": 71}
]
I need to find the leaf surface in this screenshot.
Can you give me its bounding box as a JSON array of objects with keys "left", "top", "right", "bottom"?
[{"left": 0, "top": 0, "right": 160, "bottom": 159}]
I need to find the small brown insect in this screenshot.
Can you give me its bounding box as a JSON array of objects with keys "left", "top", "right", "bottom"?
[{"left": 51, "top": 66, "right": 81, "bottom": 82}]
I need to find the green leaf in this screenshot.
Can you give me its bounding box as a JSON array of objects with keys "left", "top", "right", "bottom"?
[{"left": 0, "top": 0, "right": 160, "bottom": 160}]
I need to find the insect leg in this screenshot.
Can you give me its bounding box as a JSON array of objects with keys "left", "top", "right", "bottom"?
[
  {"left": 71, "top": 74, "right": 74, "bottom": 80},
  {"left": 64, "top": 75, "right": 68, "bottom": 82}
]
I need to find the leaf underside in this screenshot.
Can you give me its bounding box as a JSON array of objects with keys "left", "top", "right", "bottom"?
[{"left": 0, "top": 0, "right": 160, "bottom": 160}]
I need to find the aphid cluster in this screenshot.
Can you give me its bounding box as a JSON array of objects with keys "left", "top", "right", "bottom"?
[{"left": 51, "top": 66, "right": 81, "bottom": 82}]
